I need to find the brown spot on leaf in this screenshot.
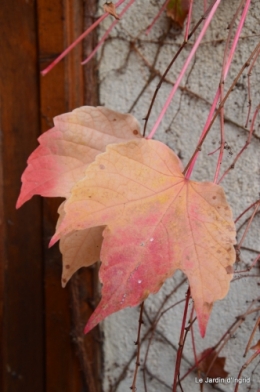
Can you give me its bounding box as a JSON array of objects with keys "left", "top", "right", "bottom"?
[{"left": 226, "top": 265, "right": 233, "bottom": 274}]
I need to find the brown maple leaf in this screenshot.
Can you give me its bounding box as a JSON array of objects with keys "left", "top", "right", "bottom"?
[{"left": 198, "top": 348, "right": 228, "bottom": 379}]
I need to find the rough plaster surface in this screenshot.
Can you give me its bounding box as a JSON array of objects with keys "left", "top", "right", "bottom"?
[{"left": 96, "top": 1, "right": 260, "bottom": 391}]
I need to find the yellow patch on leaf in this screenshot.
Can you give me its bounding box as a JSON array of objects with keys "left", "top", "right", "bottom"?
[{"left": 52, "top": 139, "right": 236, "bottom": 336}]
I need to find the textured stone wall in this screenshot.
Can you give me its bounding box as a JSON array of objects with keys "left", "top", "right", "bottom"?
[{"left": 97, "top": 1, "right": 260, "bottom": 391}]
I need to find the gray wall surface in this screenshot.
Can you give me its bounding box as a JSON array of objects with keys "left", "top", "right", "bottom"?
[{"left": 97, "top": 1, "right": 260, "bottom": 391}]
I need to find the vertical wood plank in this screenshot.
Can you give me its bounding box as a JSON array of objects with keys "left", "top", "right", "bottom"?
[
  {"left": 0, "top": 1, "right": 44, "bottom": 391},
  {"left": 38, "top": 0, "right": 102, "bottom": 391},
  {"left": 77, "top": 2, "right": 103, "bottom": 391},
  {"left": 0, "top": 0, "right": 103, "bottom": 390},
  {"left": 37, "top": 0, "right": 84, "bottom": 391}
]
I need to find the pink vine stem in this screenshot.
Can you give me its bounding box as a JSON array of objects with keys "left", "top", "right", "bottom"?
[
  {"left": 186, "top": 0, "right": 251, "bottom": 182},
  {"left": 204, "top": 0, "right": 208, "bottom": 12},
  {"left": 212, "top": 0, "right": 240, "bottom": 183},
  {"left": 184, "top": 0, "right": 194, "bottom": 42},
  {"left": 147, "top": 0, "right": 222, "bottom": 141},
  {"left": 81, "top": 0, "right": 135, "bottom": 65},
  {"left": 186, "top": 0, "right": 252, "bottom": 180},
  {"left": 41, "top": 0, "right": 127, "bottom": 76},
  {"left": 214, "top": 0, "right": 251, "bottom": 185},
  {"left": 145, "top": 0, "right": 171, "bottom": 36}
]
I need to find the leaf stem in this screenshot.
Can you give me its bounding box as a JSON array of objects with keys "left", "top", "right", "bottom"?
[
  {"left": 186, "top": 0, "right": 252, "bottom": 180},
  {"left": 81, "top": 0, "right": 135, "bottom": 65},
  {"left": 145, "top": 0, "right": 171, "bottom": 36},
  {"left": 143, "top": 2, "right": 215, "bottom": 137},
  {"left": 184, "top": 0, "right": 194, "bottom": 42},
  {"left": 204, "top": 0, "right": 208, "bottom": 13},
  {"left": 41, "top": 0, "right": 127, "bottom": 76},
  {"left": 147, "top": 0, "right": 221, "bottom": 140},
  {"left": 211, "top": 0, "right": 242, "bottom": 181},
  {"left": 131, "top": 302, "right": 144, "bottom": 391},
  {"left": 183, "top": 40, "right": 260, "bottom": 177}
]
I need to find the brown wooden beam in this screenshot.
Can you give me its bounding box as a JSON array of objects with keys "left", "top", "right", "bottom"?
[
  {"left": 37, "top": 0, "right": 102, "bottom": 391},
  {"left": 0, "top": 1, "right": 44, "bottom": 391}
]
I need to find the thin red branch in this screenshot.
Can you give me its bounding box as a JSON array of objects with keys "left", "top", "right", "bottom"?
[
  {"left": 81, "top": 0, "right": 135, "bottom": 65},
  {"left": 180, "top": 300, "right": 260, "bottom": 382},
  {"left": 131, "top": 302, "right": 144, "bottom": 391},
  {"left": 183, "top": 41, "right": 260, "bottom": 176},
  {"left": 147, "top": 0, "right": 222, "bottom": 140},
  {"left": 189, "top": 304, "right": 198, "bottom": 365},
  {"left": 236, "top": 201, "right": 260, "bottom": 251},
  {"left": 184, "top": 0, "right": 194, "bottom": 42},
  {"left": 204, "top": 0, "right": 208, "bottom": 13},
  {"left": 172, "top": 287, "right": 191, "bottom": 392},
  {"left": 234, "top": 350, "right": 260, "bottom": 392},
  {"left": 185, "top": 0, "right": 252, "bottom": 179},
  {"left": 235, "top": 200, "right": 260, "bottom": 223},
  {"left": 234, "top": 253, "right": 260, "bottom": 274},
  {"left": 212, "top": 0, "right": 245, "bottom": 182},
  {"left": 213, "top": 82, "right": 225, "bottom": 183},
  {"left": 218, "top": 105, "right": 260, "bottom": 183},
  {"left": 41, "top": 0, "right": 127, "bottom": 76},
  {"left": 245, "top": 47, "right": 260, "bottom": 127},
  {"left": 145, "top": 0, "right": 171, "bottom": 36},
  {"left": 243, "top": 316, "right": 260, "bottom": 357},
  {"left": 143, "top": 298, "right": 186, "bottom": 392}
]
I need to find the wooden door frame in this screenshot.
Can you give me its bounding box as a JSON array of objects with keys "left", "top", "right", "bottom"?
[{"left": 0, "top": 1, "right": 102, "bottom": 391}]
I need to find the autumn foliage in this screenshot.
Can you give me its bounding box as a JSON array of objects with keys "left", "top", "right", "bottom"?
[{"left": 17, "top": 106, "right": 236, "bottom": 337}]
